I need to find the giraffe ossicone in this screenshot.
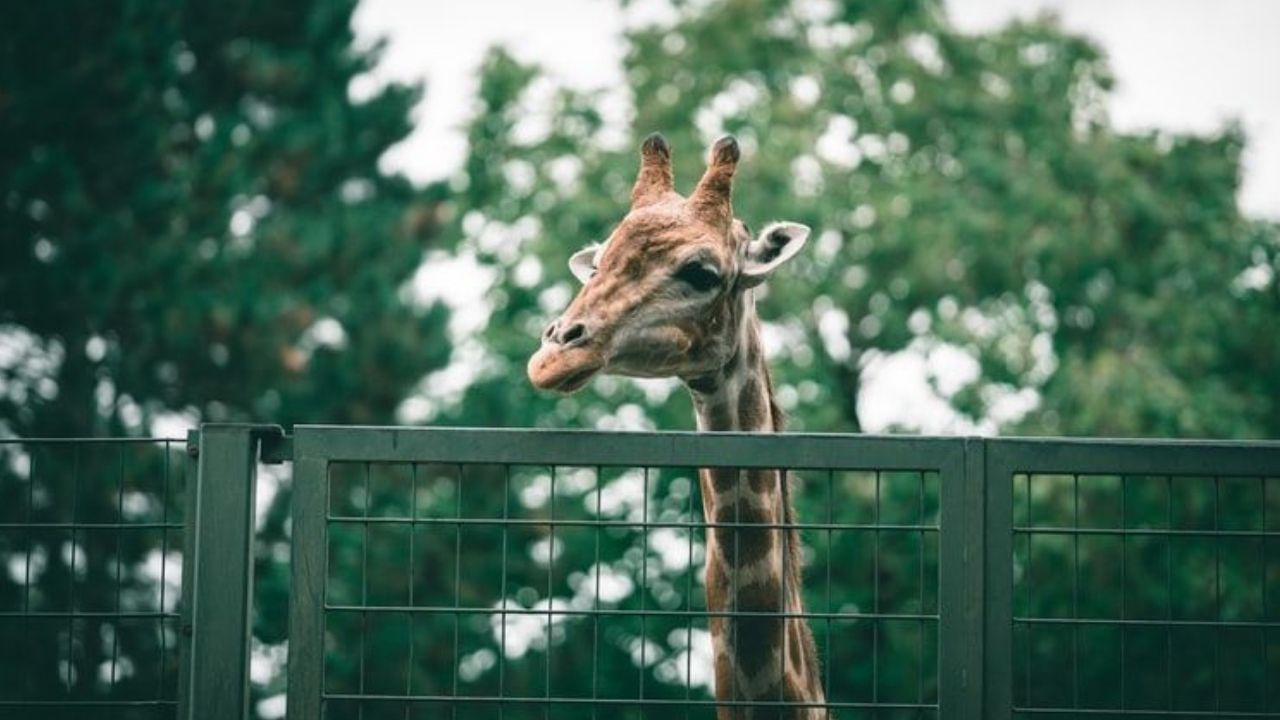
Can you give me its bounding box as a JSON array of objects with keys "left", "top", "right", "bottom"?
[{"left": 529, "top": 133, "right": 828, "bottom": 718}]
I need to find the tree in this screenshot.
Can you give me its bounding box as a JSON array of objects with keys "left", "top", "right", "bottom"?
[
  {"left": 1, "top": 0, "right": 451, "bottom": 436},
  {"left": 442, "top": 0, "right": 1279, "bottom": 441},
  {"left": 0, "top": 0, "right": 450, "bottom": 712},
  {"left": 424, "top": 0, "right": 1279, "bottom": 712}
]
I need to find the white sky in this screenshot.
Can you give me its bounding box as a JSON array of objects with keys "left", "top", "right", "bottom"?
[{"left": 354, "top": 0, "right": 1280, "bottom": 218}]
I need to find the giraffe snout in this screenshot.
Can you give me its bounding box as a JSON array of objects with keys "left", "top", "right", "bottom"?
[{"left": 529, "top": 317, "right": 605, "bottom": 393}]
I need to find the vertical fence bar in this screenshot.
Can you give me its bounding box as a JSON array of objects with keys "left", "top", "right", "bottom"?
[
  {"left": 287, "top": 451, "right": 329, "bottom": 719},
  {"left": 940, "top": 438, "right": 981, "bottom": 720},
  {"left": 179, "top": 424, "right": 278, "bottom": 720},
  {"left": 984, "top": 440, "right": 1014, "bottom": 720},
  {"left": 178, "top": 431, "right": 199, "bottom": 717}
]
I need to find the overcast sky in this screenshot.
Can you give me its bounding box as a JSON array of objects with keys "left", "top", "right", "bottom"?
[{"left": 353, "top": 0, "right": 1280, "bottom": 219}]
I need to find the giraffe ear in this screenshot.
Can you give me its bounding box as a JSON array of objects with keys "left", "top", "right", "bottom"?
[
  {"left": 568, "top": 244, "right": 600, "bottom": 283},
  {"left": 740, "top": 222, "right": 810, "bottom": 288}
]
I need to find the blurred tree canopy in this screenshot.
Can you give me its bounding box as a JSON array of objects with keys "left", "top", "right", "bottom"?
[
  {"left": 436, "top": 0, "right": 1280, "bottom": 440},
  {"left": 0, "top": 0, "right": 451, "bottom": 439},
  {"left": 1, "top": 0, "right": 449, "bottom": 714}
]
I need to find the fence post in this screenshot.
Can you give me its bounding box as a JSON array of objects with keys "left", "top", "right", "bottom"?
[
  {"left": 286, "top": 431, "right": 329, "bottom": 719},
  {"left": 939, "top": 438, "right": 986, "bottom": 720},
  {"left": 177, "top": 430, "right": 199, "bottom": 717},
  {"left": 178, "top": 423, "right": 284, "bottom": 720},
  {"left": 983, "top": 441, "right": 1014, "bottom": 720}
]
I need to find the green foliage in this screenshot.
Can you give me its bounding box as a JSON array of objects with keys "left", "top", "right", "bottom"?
[
  {"left": 443, "top": 0, "right": 1279, "bottom": 440},
  {"left": 1, "top": 0, "right": 450, "bottom": 436},
  {"left": 1, "top": 0, "right": 448, "bottom": 714}
]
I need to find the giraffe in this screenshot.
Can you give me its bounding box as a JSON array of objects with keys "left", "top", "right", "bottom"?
[{"left": 528, "top": 133, "right": 826, "bottom": 719}]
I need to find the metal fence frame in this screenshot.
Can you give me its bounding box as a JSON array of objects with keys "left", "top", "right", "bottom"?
[
  {"left": 3, "top": 424, "right": 1278, "bottom": 719},
  {"left": 0, "top": 436, "right": 193, "bottom": 718},
  {"left": 985, "top": 438, "right": 1280, "bottom": 718},
  {"left": 285, "top": 427, "right": 970, "bottom": 719}
]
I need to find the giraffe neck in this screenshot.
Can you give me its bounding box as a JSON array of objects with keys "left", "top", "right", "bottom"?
[
  {"left": 687, "top": 293, "right": 777, "bottom": 433},
  {"left": 685, "top": 295, "right": 825, "bottom": 718}
]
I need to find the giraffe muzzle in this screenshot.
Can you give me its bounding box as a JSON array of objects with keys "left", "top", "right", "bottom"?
[{"left": 527, "top": 334, "right": 605, "bottom": 394}]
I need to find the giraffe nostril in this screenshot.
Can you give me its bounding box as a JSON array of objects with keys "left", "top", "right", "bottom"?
[
  {"left": 543, "top": 321, "right": 558, "bottom": 341},
  {"left": 559, "top": 322, "right": 587, "bottom": 346}
]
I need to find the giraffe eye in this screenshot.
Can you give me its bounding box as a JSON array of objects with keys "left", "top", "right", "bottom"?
[{"left": 674, "top": 262, "right": 721, "bottom": 292}]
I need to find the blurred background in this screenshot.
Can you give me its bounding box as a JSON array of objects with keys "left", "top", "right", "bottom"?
[{"left": 2, "top": 0, "right": 1278, "bottom": 717}]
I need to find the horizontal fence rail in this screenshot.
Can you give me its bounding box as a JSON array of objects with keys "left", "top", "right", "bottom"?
[{"left": 2, "top": 426, "right": 1277, "bottom": 720}]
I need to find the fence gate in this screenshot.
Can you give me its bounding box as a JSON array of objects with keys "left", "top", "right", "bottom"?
[
  {"left": 984, "top": 439, "right": 1280, "bottom": 718},
  {"left": 1, "top": 425, "right": 1277, "bottom": 719},
  {"left": 285, "top": 427, "right": 971, "bottom": 720}
]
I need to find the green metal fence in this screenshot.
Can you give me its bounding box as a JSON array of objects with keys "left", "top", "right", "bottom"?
[
  {"left": 0, "top": 425, "right": 1277, "bottom": 719},
  {"left": 0, "top": 437, "right": 191, "bottom": 719},
  {"left": 285, "top": 428, "right": 965, "bottom": 720},
  {"left": 986, "top": 439, "right": 1280, "bottom": 718}
]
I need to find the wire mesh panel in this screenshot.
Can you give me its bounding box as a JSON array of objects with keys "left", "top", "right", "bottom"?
[
  {"left": 288, "top": 427, "right": 967, "bottom": 720},
  {"left": 0, "top": 438, "right": 188, "bottom": 720},
  {"left": 988, "top": 439, "right": 1280, "bottom": 719}
]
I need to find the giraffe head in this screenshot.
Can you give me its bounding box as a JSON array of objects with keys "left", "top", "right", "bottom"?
[{"left": 528, "top": 133, "right": 810, "bottom": 393}]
